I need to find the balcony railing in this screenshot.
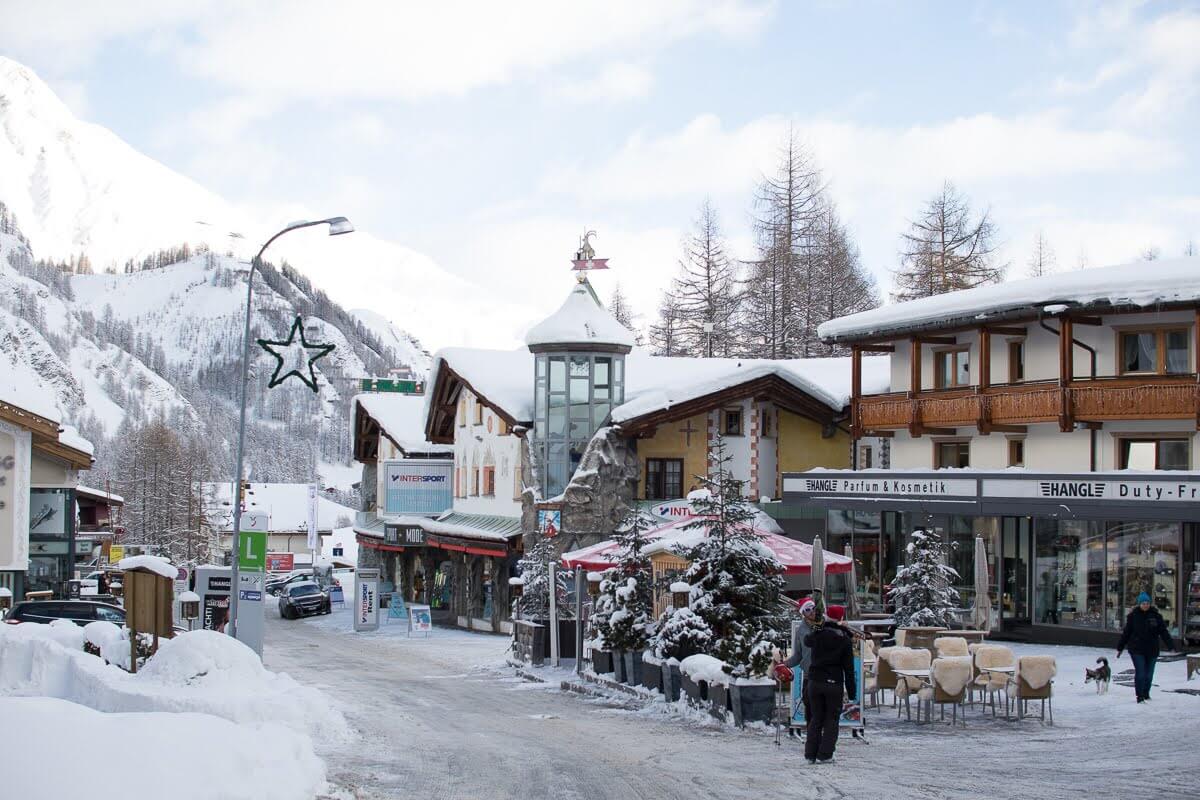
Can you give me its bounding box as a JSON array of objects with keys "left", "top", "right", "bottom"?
[{"left": 856, "top": 375, "right": 1200, "bottom": 433}]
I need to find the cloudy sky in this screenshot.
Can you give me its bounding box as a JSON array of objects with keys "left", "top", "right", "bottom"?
[{"left": 2, "top": 1, "right": 1197, "bottom": 349}]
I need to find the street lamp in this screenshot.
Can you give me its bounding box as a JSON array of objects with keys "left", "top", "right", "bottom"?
[{"left": 228, "top": 217, "right": 354, "bottom": 641}]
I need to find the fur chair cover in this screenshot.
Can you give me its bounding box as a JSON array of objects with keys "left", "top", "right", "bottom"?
[
  {"left": 932, "top": 656, "right": 973, "bottom": 697},
  {"left": 1016, "top": 655, "right": 1057, "bottom": 690},
  {"left": 973, "top": 644, "right": 1015, "bottom": 688},
  {"left": 934, "top": 636, "right": 969, "bottom": 657},
  {"left": 889, "top": 648, "right": 932, "bottom": 695}
]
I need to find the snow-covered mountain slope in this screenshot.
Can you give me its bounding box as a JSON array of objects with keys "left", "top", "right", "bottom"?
[
  {"left": 350, "top": 308, "right": 431, "bottom": 375},
  {"left": 0, "top": 55, "right": 518, "bottom": 352}
]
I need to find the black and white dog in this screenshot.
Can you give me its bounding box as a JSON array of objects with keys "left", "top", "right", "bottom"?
[{"left": 1084, "top": 657, "right": 1111, "bottom": 694}]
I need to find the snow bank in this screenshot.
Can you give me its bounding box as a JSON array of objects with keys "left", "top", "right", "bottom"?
[
  {"left": 0, "top": 697, "right": 324, "bottom": 800},
  {"left": 680, "top": 654, "right": 729, "bottom": 686},
  {"left": 118, "top": 554, "right": 177, "bottom": 579},
  {"left": 0, "top": 624, "right": 348, "bottom": 742}
]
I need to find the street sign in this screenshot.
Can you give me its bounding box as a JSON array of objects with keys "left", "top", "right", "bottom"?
[
  {"left": 307, "top": 484, "right": 319, "bottom": 551},
  {"left": 238, "top": 531, "right": 267, "bottom": 572},
  {"left": 108, "top": 544, "right": 125, "bottom": 562},
  {"left": 360, "top": 378, "right": 424, "bottom": 394}
]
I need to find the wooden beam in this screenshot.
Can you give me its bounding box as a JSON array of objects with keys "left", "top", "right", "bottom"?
[
  {"left": 856, "top": 344, "right": 896, "bottom": 353},
  {"left": 1195, "top": 308, "right": 1199, "bottom": 429},
  {"left": 979, "top": 328, "right": 991, "bottom": 392},
  {"left": 982, "top": 325, "right": 1026, "bottom": 336},
  {"left": 915, "top": 336, "right": 957, "bottom": 345},
  {"left": 915, "top": 426, "right": 957, "bottom": 437},
  {"left": 1068, "top": 315, "right": 1102, "bottom": 326},
  {"left": 988, "top": 424, "right": 1027, "bottom": 434},
  {"left": 910, "top": 338, "right": 922, "bottom": 397},
  {"left": 851, "top": 346, "right": 863, "bottom": 439},
  {"left": 1059, "top": 316, "right": 1074, "bottom": 432},
  {"left": 860, "top": 430, "right": 895, "bottom": 438}
]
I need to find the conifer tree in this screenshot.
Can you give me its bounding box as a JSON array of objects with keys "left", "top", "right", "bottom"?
[
  {"left": 598, "top": 510, "right": 655, "bottom": 652},
  {"left": 675, "top": 436, "right": 788, "bottom": 677},
  {"left": 894, "top": 182, "right": 1004, "bottom": 300},
  {"left": 515, "top": 534, "right": 557, "bottom": 619},
  {"left": 673, "top": 199, "right": 741, "bottom": 357},
  {"left": 888, "top": 529, "right": 961, "bottom": 627}
]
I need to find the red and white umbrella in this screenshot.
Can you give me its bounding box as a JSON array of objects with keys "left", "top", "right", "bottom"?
[{"left": 561, "top": 516, "right": 852, "bottom": 576}]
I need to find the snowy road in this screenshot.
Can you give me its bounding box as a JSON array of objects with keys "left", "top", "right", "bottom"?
[{"left": 264, "top": 610, "right": 1198, "bottom": 800}]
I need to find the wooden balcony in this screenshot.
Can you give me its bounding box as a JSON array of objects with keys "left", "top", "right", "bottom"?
[{"left": 855, "top": 376, "right": 1200, "bottom": 435}]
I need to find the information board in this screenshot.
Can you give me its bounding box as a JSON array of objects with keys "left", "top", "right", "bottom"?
[
  {"left": 354, "top": 568, "right": 380, "bottom": 631},
  {"left": 408, "top": 604, "right": 432, "bottom": 636}
]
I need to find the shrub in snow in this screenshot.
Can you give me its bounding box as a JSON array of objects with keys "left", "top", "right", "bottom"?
[
  {"left": 674, "top": 436, "right": 788, "bottom": 678},
  {"left": 513, "top": 534, "right": 573, "bottom": 620},
  {"left": 888, "top": 528, "right": 961, "bottom": 627},
  {"left": 650, "top": 606, "right": 712, "bottom": 662},
  {"left": 599, "top": 511, "right": 655, "bottom": 653}
]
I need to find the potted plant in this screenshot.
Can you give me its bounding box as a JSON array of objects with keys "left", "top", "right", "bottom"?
[
  {"left": 601, "top": 511, "right": 655, "bottom": 686},
  {"left": 641, "top": 651, "right": 663, "bottom": 693},
  {"left": 649, "top": 604, "right": 711, "bottom": 702}
]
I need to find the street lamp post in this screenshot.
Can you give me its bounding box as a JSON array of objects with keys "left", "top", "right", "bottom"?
[{"left": 228, "top": 217, "right": 353, "bottom": 640}]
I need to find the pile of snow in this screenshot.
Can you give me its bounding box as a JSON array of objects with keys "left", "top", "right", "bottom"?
[
  {"left": 118, "top": 554, "right": 177, "bottom": 579},
  {"left": 0, "top": 624, "right": 348, "bottom": 742},
  {"left": 680, "top": 654, "right": 729, "bottom": 686},
  {"left": 0, "top": 697, "right": 324, "bottom": 800}
]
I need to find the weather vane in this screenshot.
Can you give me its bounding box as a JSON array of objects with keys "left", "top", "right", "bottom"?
[
  {"left": 257, "top": 316, "right": 336, "bottom": 393},
  {"left": 571, "top": 229, "right": 609, "bottom": 274}
]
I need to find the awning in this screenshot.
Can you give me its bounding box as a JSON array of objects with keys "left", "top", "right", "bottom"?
[
  {"left": 358, "top": 511, "right": 522, "bottom": 558},
  {"left": 561, "top": 516, "right": 853, "bottom": 576}
]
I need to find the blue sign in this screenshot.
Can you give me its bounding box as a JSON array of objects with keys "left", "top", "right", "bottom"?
[
  {"left": 384, "top": 460, "right": 453, "bottom": 516},
  {"left": 238, "top": 590, "right": 262, "bottom": 601},
  {"left": 329, "top": 585, "right": 344, "bottom": 604}
]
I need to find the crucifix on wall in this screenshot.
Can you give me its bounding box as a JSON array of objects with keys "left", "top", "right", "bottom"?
[{"left": 678, "top": 419, "right": 698, "bottom": 447}]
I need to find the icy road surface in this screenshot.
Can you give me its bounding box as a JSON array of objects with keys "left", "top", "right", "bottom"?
[{"left": 264, "top": 609, "right": 1197, "bottom": 800}]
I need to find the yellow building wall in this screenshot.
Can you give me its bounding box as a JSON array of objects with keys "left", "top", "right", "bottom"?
[
  {"left": 635, "top": 412, "right": 709, "bottom": 498},
  {"left": 777, "top": 411, "right": 851, "bottom": 484}
]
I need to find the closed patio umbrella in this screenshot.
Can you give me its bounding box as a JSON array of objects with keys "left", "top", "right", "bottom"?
[
  {"left": 970, "top": 536, "right": 991, "bottom": 631},
  {"left": 811, "top": 535, "right": 826, "bottom": 618},
  {"left": 843, "top": 544, "right": 861, "bottom": 620}
]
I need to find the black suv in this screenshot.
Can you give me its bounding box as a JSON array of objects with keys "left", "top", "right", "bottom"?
[
  {"left": 4, "top": 600, "right": 126, "bottom": 626},
  {"left": 278, "top": 582, "right": 330, "bottom": 619}
]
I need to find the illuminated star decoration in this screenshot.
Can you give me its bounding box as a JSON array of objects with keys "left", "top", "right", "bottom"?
[{"left": 257, "top": 316, "right": 335, "bottom": 393}]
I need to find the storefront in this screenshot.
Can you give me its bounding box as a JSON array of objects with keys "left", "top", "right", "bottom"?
[{"left": 783, "top": 470, "right": 1200, "bottom": 648}]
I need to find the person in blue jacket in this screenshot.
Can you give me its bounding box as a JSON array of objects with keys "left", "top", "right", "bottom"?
[{"left": 1117, "top": 592, "right": 1173, "bottom": 703}]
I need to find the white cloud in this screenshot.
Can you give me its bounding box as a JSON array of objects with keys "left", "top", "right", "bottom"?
[{"left": 549, "top": 62, "right": 654, "bottom": 104}]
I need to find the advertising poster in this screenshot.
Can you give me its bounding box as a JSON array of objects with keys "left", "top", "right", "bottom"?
[
  {"left": 0, "top": 426, "right": 30, "bottom": 572},
  {"left": 29, "top": 489, "right": 67, "bottom": 536},
  {"left": 307, "top": 483, "right": 319, "bottom": 551},
  {"left": 789, "top": 625, "right": 865, "bottom": 730},
  {"left": 537, "top": 509, "right": 561, "bottom": 538},
  {"left": 354, "top": 568, "right": 380, "bottom": 631},
  {"left": 203, "top": 594, "right": 230, "bottom": 633},
  {"left": 383, "top": 460, "right": 452, "bottom": 515},
  {"left": 266, "top": 552, "right": 295, "bottom": 572},
  {"left": 409, "top": 603, "right": 432, "bottom": 636}
]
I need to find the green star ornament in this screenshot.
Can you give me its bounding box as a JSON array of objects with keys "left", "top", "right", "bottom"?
[{"left": 257, "top": 316, "right": 336, "bottom": 393}]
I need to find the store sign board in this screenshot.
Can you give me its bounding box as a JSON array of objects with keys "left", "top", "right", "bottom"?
[
  {"left": 354, "top": 568, "right": 380, "bottom": 632},
  {"left": 384, "top": 525, "right": 426, "bottom": 547},
  {"left": 383, "top": 460, "right": 452, "bottom": 516},
  {"left": 983, "top": 478, "right": 1200, "bottom": 503},
  {"left": 787, "top": 475, "right": 977, "bottom": 497}
]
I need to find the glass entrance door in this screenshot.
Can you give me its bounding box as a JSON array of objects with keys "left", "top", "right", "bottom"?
[{"left": 1001, "top": 517, "right": 1032, "bottom": 623}]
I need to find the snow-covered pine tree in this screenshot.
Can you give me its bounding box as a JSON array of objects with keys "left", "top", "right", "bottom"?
[
  {"left": 675, "top": 436, "right": 788, "bottom": 677},
  {"left": 601, "top": 510, "right": 655, "bottom": 653},
  {"left": 887, "top": 528, "right": 961, "bottom": 627},
  {"left": 650, "top": 604, "right": 713, "bottom": 661},
  {"left": 515, "top": 534, "right": 557, "bottom": 620}
]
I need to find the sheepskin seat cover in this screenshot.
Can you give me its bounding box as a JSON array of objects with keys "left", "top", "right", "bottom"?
[
  {"left": 889, "top": 648, "right": 931, "bottom": 696},
  {"left": 934, "top": 636, "right": 969, "bottom": 657},
  {"left": 973, "top": 644, "right": 1015, "bottom": 688},
  {"left": 1016, "top": 655, "right": 1057, "bottom": 690},
  {"left": 932, "top": 656, "right": 973, "bottom": 697}
]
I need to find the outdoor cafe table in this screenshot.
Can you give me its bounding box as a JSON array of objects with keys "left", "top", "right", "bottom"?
[
  {"left": 894, "top": 668, "right": 932, "bottom": 722},
  {"left": 939, "top": 629, "right": 989, "bottom": 644},
  {"left": 977, "top": 665, "right": 1015, "bottom": 718}
]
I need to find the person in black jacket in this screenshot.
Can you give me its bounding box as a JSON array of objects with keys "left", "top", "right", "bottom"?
[
  {"left": 803, "top": 618, "right": 856, "bottom": 764},
  {"left": 1117, "top": 592, "right": 1174, "bottom": 703}
]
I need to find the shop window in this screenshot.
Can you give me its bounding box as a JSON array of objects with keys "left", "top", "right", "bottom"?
[
  {"left": 723, "top": 408, "right": 743, "bottom": 436},
  {"left": 1008, "top": 340, "right": 1025, "bottom": 383},
  {"left": 646, "top": 458, "right": 684, "bottom": 500},
  {"left": 482, "top": 466, "right": 496, "bottom": 497},
  {"left": 934, "top": 440, "right": 970, "bottom": 469},
  {"left": 1118, "top": 438, "right": 1190, "bottom": 470},
  {"left": 1118, "top": 328, "right": 1190, "bottom": 375},
  {"left": 1007, "top": 438, "right": 1025, "bottom": 468},
  {"left": 1106, "top": 522, "right": 1181, "bottom": 635},
  {"left": 934, "top": 347, "right": 970, "bottom": 389},
  {"left": 1034, "top": 519, "right": 1105, "bottom": 630}
]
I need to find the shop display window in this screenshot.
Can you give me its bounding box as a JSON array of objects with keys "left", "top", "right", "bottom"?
[
  {"left": 1105, "top": 522, "right": 1180, "bottom": 635},
  {"left": 1033, "top": 520, "right": 1104, "bottom": 630}
]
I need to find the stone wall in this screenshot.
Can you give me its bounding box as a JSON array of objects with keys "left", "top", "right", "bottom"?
[{"left": 559, "top": 426, "right": 640, "bottom": 552}]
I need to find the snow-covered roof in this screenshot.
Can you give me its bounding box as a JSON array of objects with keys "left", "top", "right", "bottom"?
[
  {"left": 75, "top": 485, "right": 124, "bottom": 505},
  {"left": 118, "top": 554, "right": 177, "bottom": 579},
  {"left": 0, "top": 379, "right": 61, "bottom": 424},
  {"left": 57, "top": 424, "right": 94, "bottom": 457},
  {"left": 819, "top": 256, "right": 1200, "bottom": 342},
  {"left": 524, "top": 281, "right": 636, "bottom": 350},
  {"left": 426, "top": 347, "right": 536, "bottom": 423},
  {"left": 355, "top": 393, "right": 452, "bottom": 454},
  {"left": 389, "top": 511, "right": 522, "bottom": 542},
  {"left": 205, "top": 483, "right": 357, "bottom": 532},
  {"left": 613, "top": 353, "right": 888, "bottom": 422}
]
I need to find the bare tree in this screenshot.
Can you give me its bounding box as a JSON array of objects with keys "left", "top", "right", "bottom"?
[
  {"left": 894, "top": 182, "right": 1004, "bottom": 300},
  {"left": 1027, "top": 230, "right": 1057, "bottom": 278},
  {"left": 671, "top": 199, "right": 741, "bottom": 357},
  {"left": 811, "top": 201, "right": 878, "bottom": 355},
  {"left": 648, "top": 287, "right": 686, "bottom": 357},
  {"left": 744, "top": 129, "right": 825, "bottom": 357},
  {"left": 1184, "top": 240, "right": 1197, "bottom": 257},
  {"left": 1141, "top": 246, "right": 1161, "bottom": 261}
]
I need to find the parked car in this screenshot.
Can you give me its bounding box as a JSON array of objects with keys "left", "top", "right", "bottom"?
[
  {"left": 266, "top": 570, "right": 313, "bottom": 597},
  {"left": 278, "top": 582, "right": 331, "bottom": 619},
  {"left": 4, "top": 600, "right": 126, "bottom": 626}
]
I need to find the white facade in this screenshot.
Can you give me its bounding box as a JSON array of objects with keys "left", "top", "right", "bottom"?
[
  {"left": 885, "top": 309, "right": 1199, "bottom": 472},
  {"left": 450, "top": 388, "right": 524, "bottom": 518}
]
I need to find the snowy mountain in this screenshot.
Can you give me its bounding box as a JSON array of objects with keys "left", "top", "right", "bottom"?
[
  {"left": 349, "top": 308, "right": 431, "bottom": 375},
  {"left": 0, "top": 55, "right": 520, "bottom": 353}
]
